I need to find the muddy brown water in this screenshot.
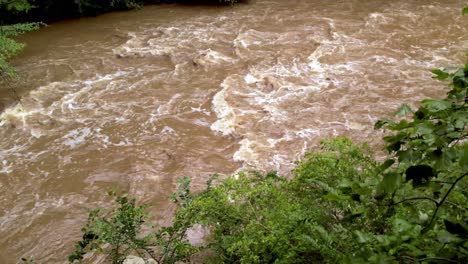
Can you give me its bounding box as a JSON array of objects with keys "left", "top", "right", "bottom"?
[{"left": 0, "top": 0, "right": 467, "bottom": 262}]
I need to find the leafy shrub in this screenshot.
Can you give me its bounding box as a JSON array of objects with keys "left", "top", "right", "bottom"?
[
  {"left": 182, "top": 138, "right": 382, "bottom": 263},
  {"left": 370, "top": 64, "right": 467, "bottom": 262},
  {"left": 68, "top": 192, "right": 151, "bottom": 263},
  {"left": 68, "top": 186, "right": 197, "bottom": 264},
  {"left": 0, "top": 0, "right": 41, "bottom": 78}
]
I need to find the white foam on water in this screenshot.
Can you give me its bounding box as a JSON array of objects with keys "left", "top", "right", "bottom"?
[
  {"left": 0, "top": 104, "right": 28, "bottom": 126},
  {"left": 234, "top": 29, "right": 276, "bottom": 49},
  {"left": 233, "top": 138, "right": 258, "bottom": 163},
  {"left": 210, "top": 79, "right": 237, "bottom": 136},
  {"left": 0, "top": 70, "right": 131, "bottom": 140},
  {"left": 156, "top": 93, "right": 182, "bottom": 117},
  {"left": 0, "top": 160, "right": 13, "bottom": 174},
  {"left": 296, "top": 128, "right": 320, "bottom": 139},
  {"left": 365, "top": 13, "right": 392, "bottom": 28},
  {"left": 190, "top": 106, "right": 211, "bottom": 116},
  {"left": 193, "top": 49, "right": 238, "bottom": 67},
  {"left": 193, "top": 119, "right": 211, "bottom": 127},
  {"left": 63, "top": 127, "right": 91, "bottom": 148},
  {"left": 244, "top": 73, "right": 259, "bottom": 84},
  {"left": 0, "top": 104, "right": 46, "bottom": 132},
  {"left": 113, "top": 18, "right": 240, "bottom": 72},
  {"left": 161, "top": 126, "right": 177, "bottom": 135}
]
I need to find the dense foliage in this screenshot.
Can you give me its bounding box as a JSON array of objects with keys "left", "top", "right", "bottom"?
[
  {"left": 368, "top": 64, "right": 467, "bottom": 262},
  {"left": 67, "top": 62, "right": 467, "bottom": 263},
  {"left": 0, "top": 0, "right": 41, "bottom": 77}
]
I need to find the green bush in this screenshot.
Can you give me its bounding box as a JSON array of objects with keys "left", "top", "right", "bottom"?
[
  {"left": 183, "top": 138, "right": 382, "bottom": 263},
  {"left": 68, "top": 185, "right": 197, "bottom": 264},
  {"left": 370, "top": 64, "right": 467, "bottom": 262},
  {"left": 0, "top": 0, "right": 41, "bottom": 78},
  {"left": 68, "top": 192, "right": 151, "bottom": 263}
]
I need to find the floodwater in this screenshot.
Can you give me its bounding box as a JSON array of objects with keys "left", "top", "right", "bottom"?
[{"left": 0, "top": 0, "right": 466, "bottom": 262}]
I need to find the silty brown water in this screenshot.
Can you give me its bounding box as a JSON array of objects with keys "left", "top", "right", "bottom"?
[{"left": 0, "top": 0, "right": 467, "bottom": 262}]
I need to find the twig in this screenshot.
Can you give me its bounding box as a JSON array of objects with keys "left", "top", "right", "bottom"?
[
  {"left": 431, "top": 180, "right": 456, "bottom": 184},
  {"left": 417, "top": 256, "right": 459, "bottom": 263},
  {"left": 426, "top": 172, "right": 468, "bottom": 228},
  {"left": 390, "top": 197, "right": 439, "bottom": 206},
  {"left": 247, "top": 199, "right": 271, "bottom": 232}
]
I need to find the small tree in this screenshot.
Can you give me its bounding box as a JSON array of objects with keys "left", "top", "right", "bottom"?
[{"left": 68, "top": 183, "right": 197, "bottom": 264}]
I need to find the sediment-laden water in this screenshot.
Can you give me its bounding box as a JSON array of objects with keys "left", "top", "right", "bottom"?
[{"left": 0, "top": 0, "right": 466, "bottom": 262}]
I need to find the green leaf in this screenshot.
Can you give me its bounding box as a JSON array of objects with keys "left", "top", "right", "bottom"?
[
  {"left": 459, "top": 147, "right": 468, "bottom": 170},
  {"left": 431, "top": 69, "right": 450, "bottom": 80},
  {"left": 393, "top": 218, "right": 413, "bottom": 233},
  {"left": 323, "top": 192, "right": 347, "bottom": 201},
  {"left": 397, "top": 149, "right": 422, "bottom": 164},
  {"left": 387, "top": 120, "right": 411, "bottom": 130},
  {"left": 379, "top": 172, "right": 401, "bottom": 193},
  {"left": 416, "top": 122, "right": 434, "bottom": 135},
  {"left": 421, "top": 99, "right": 451, "bottom": 112},
  {"left": 463, "top": 6, "right": 468, "bottom": 16},
  {"left": 433, "top": 151, "right": 453, "bottom": 171},
  {"left": 379, "top": 159, "right": 395, "bottom": 172},
  {"left": 394, "top": 103, "right": 413, "bottom": 116},
  {"left": 374, "top": 118, "right": 394, "bottom": 129},
  {"left": 354, "top": 231, "right": 372, "bottom": 243},
  {"left": 437, "top": 230, "right": 462, "bottom": 243}
]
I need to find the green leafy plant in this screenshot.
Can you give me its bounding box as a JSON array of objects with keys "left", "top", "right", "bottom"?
[
  {"left": 68, "top": 191, "right": 153, "bottom": 263},
  {"left": 0, "top": 22, "right": 42, "bottom": 77},
  {"left": 0, "top": 0, "right": 41, "bottom": 78},
  {"left": 177, "top": 138, "right": 384, "bottom": 263},
  {"left": 0, "top": 0, "right": 31, "bottom": 12},
  {"left": 371, "top": 64, "right": 467, "bottom": 262},
  {"left": 68, "top": 183, "right": 196, "bottom": 264}
]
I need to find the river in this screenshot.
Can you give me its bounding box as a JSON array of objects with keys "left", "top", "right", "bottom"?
[{"left": 0, "top": 0, "right": 466, "bottom": 262}]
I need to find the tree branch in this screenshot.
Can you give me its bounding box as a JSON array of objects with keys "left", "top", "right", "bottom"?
[
  {"left": 426, "top": 172, "right": 468, "bottom": 228},
  {"left": 390, "top": 197, "right": 439, "bottom": 206},
  {"left": 417, "top": 256, "right": 459, "bottom": 263}
]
